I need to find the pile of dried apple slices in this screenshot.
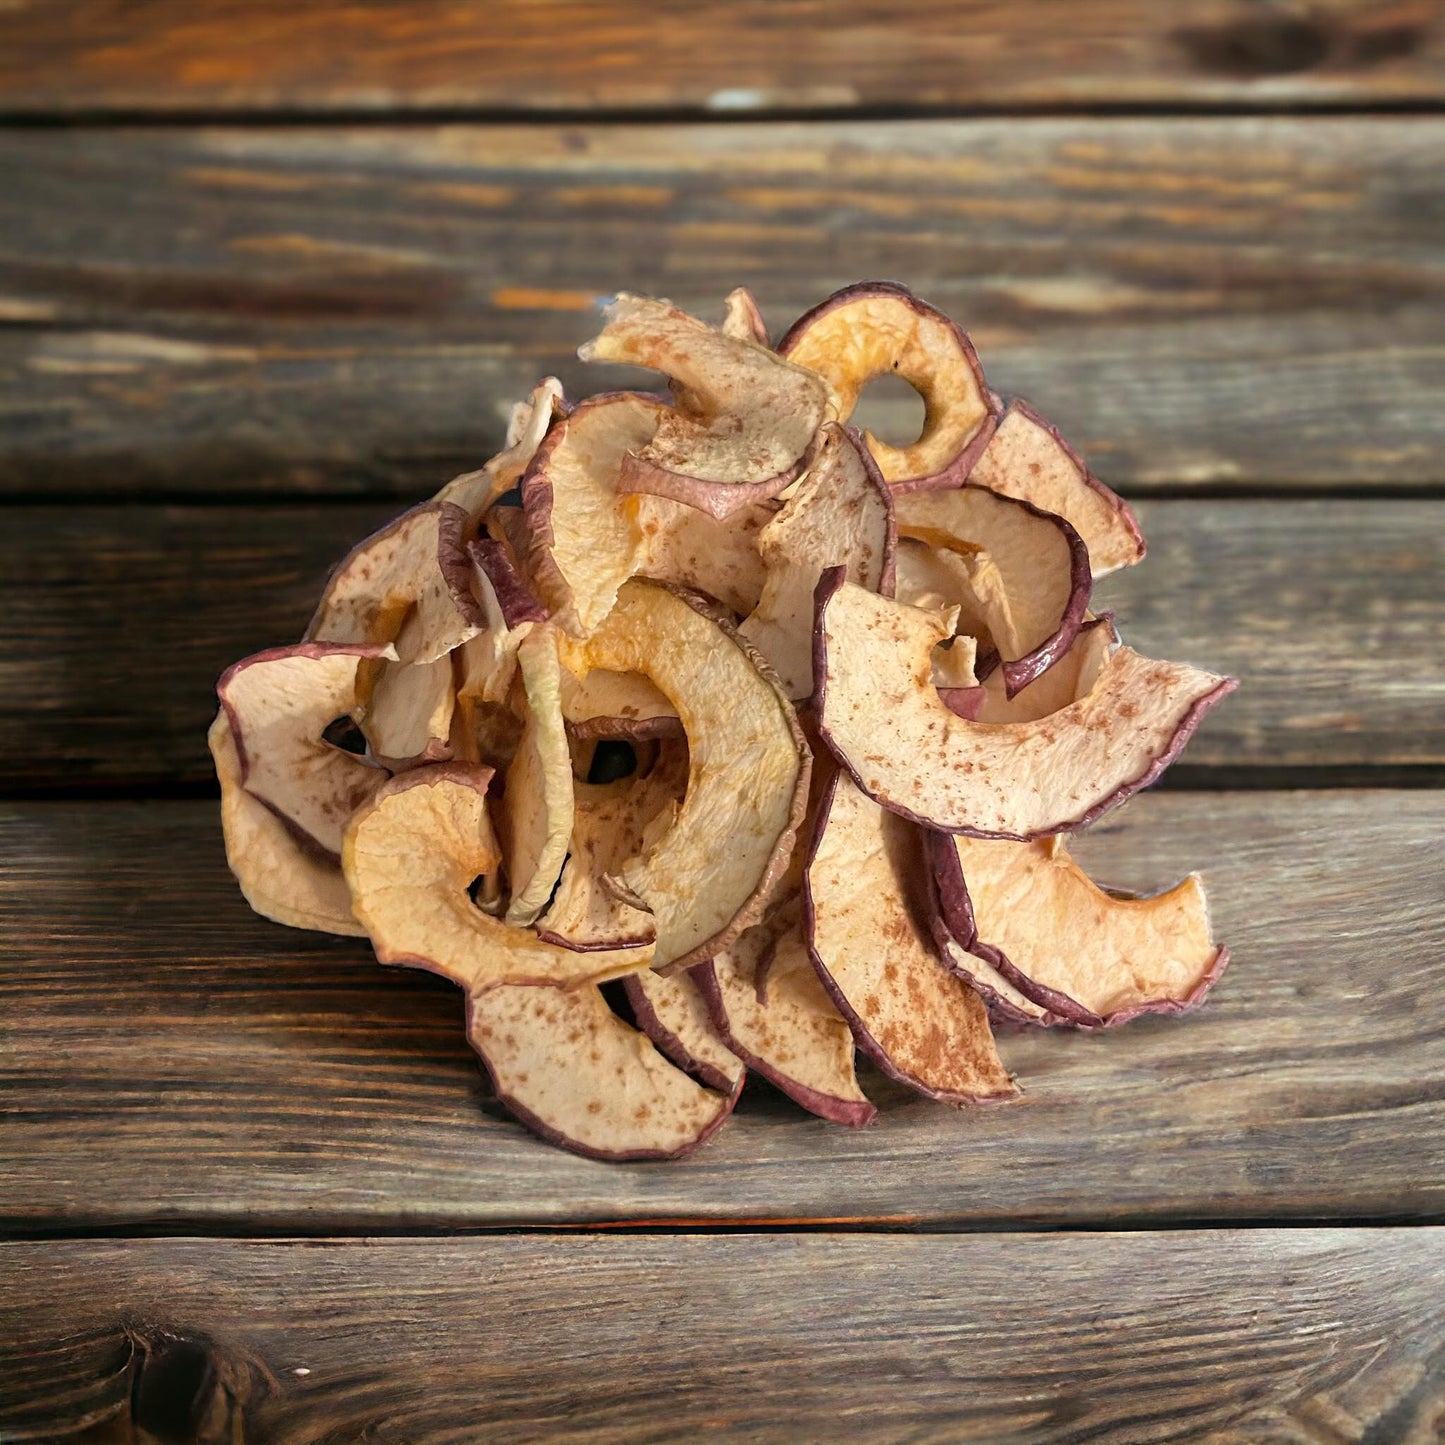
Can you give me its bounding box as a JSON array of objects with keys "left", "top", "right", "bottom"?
[{"left": 212, "top": 283, "right": 1235, "bottom": 1160}]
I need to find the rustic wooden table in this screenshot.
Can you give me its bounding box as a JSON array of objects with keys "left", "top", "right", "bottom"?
[{"left": 2, "top": 4, "right": 1443, "bottom": 1440}]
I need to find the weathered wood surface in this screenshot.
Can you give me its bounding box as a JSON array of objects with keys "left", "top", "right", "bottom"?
[
  {"left": 1, "top": 499, "right": 1439, "bottom": 787},
  {"left": 2, "top": 1231, "right": 1441, "bottom": 1444},
  {"left": 3, "top": 790, "right": 1440, "bottom": 1231},
  {"left": 1, "top": 0, "right": 1441, "bottom": 115},
  {"left": 2, "top": 119, "right": 1443, "bottom": 496}
]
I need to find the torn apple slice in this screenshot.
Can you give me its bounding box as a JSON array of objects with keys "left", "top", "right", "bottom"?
[
  {"left": 970, "top": 401, "right": 1145, "bottom": 576},
  {"left": 805, "top": 772, "right": 1017, "bottom": 1103},
  {"left": 559, "top": 666, "right": 683, "bottom": 740},
  {"left": 738, "top": 422, "right": 895, "bottom": 700},
  {"left": 695, "top": 903, "right": 874, "bottom": 1126},
  {"left": 501, "top": 628, "right": 575, "bottom": 927},
  {"left": 209, "top": 711, "right": 364, "bottom": 937},
  {"left": 895, "top": 485, "right": 1091, "bottom": 696},
  {"left": 434, "top": 376, "right": 567, "bottom": 526},
  {"left": 218, "top": 642, "right": 395, "bottom": 858},
  {"left": 635, "top": 493, "right": 773, "bottom": 617},
  {"left": 466, "top": 980, "right": 736, "bottom": 1160},
  {"left": 778, "top": 282, "right": 997, "bottom": 490},
  {"left": 343, "top": 763, "right": 650, "bottom": 991},
  {"left": 307, "top": 500, "right": 481, "bottom": 664},
  {"left": 719, "top": 286, "right": 769, "bottom": 346},
  {"left": 520, "top": 392, "right": 663, "bottom": 635},
  {"left": 623, "top": 969, "right": 745, "bottom": 1094},
  {"left": 814, "top": 571, "right": 1236, "bottom": 838},
  {"left": 581, "top": 294, "right": 831, "bottom": 519},
  {"left": 558, "top": 579, "right": 810, "bottom": 971},
  {"left": 974, "top": 615, "right": 1116, "bottom": 724},
  {"left": 929, "top": 830, "right": 1228, "bottom": 1027}
]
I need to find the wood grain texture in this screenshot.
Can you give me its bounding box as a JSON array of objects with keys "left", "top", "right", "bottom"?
[
  {"left": 1, "top": 499, "right": 1439, "bottom": 786},
  {"left": 2, "top": 119, "right": 1443, "bottom": 495},
  {"left": 3, "top": 790, "right": 1441, "bottom": 1231},
  {"left": 0, "top": 0, "right": 1441, "bottom": 114}
]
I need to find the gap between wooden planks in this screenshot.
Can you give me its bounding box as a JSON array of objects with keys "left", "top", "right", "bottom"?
[
  {"left": 2, "top": 790, "right": 1441, "bottom": 1233},
  {"left": 0, "top": 118, "right": 1442, "bottom": 495}
]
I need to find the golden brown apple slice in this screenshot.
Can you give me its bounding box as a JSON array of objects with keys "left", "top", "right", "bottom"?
[
  {"left": 208, "top": 711, "right": 364, "bottom": 937},
  {"left": 929, "top": 830, "right": 1229, "bottom": 1027},
  {"left": 805, "top": 772, "right": 1017, "bottom": 1103},
  {"left": 814, "top": 572, "right": 1236, "bottom": 838},
  {"left": 778, "top": 282, "right": 997, "bottom": 490},
  {"left": 559, "top": 579, "right": 810, "bottom": 971},
  {"left": 970, "top": 401, "right": 1145, "bottom": 577},
  {"left": 623, "top": 968, "right": 745, "bottom": 1095},
  {"left": 739, "top": 422, "right": 895, "bottom": 700},
  {"left": 581, "top": 294, "right": 831, "bottom": 519}
]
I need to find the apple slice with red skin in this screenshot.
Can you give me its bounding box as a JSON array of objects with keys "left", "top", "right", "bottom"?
[
  {"left": 694, "top": 902, "right": 875, "bottom": 1127},
  {"left": 208, "top": 711, "right": 365, "bottom": 937},
  {"left": 739, "top": 422, "right": 896, "bottom": 700},
  {"left": 581, "top": 294, "right": 832, "bottom": 519},
  {"left": 970, "top": 401, "right": 1144, "bottom": 577},
  {"left": 560, "top": 666, "right": 684, "bottom": 741},
  {"left": 974, "top": 614, "right": 1116, "bottom": 724},
  {"left": 929, "top": 829, "right": 1229, "bottom": 1027},
  {"left": 778, "top": 282, "right": 998, "bottom": 491},
  {"left": 894, "top": 484, "right": 1091, "bottom": 697},
  {"left": 814, "top": 570, "right": 1237, "bottom": 839},
  {"left": 623, "top": 968, "right": 745, "bottom": 1095},
  {"left": 218, "top": 641, "right": 396, "bottom": 859},
  {"left": 805, "top": 770, "right": 1018, "bottom": 1103}
]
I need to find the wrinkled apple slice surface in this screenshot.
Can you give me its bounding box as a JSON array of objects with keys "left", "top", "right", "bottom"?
[
  {"left": 815, "top": 572, "right": 1236, "bottom": 838},
  {"left": 623, "top": 968, "right": 745, "bottom": 1094},
  {"left": 778, "top": 282, "right": 996, "bottom": 490},
  {"left": 806, "top": 772, "right": 1017, "bottom": 1103}
]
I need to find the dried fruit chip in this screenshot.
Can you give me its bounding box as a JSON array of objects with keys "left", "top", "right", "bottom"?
[
  {"left": 559, "top": 666, "right": 683, "bottom": 741},
  {"left": 806, "top": 771, "right": 1017, "bottom": 1103},
  {"left": 739, "top": 422, "right": 896, "bottom": 700},
  {"left": 973, "top": 615, "right": 1116, "bottom": 724},
  {"left": 635, "top": 492, "right": 773, "bottom": 616},
  {"left": 581, "top": 294, "right": 832, "bottom": 519},
  {"left": 719, "top": 286, "right": 769, "bottom": 345},
  {"left": 814, "top": 570, "right": 1236, "bottom": 838},
  {"left": 623, "top": 968, "right": 746, "bottom": 1094},
  {"left": 930, "top": 830, "right": 1228, "bottom": 1027},
  {"left": 778, "top": 281, "right": 996, "bottom": 490}
]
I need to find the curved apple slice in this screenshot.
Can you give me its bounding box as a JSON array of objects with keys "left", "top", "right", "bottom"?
[
  {"left": 343, "top": 763, "right": 651, "bottom": 991},
  {"left": 929, "top": 830, "right": 1228, "bottom": 1027},
  {"left": 805, "top": 772, "right": 1017, "bottom": 1103},
  {"left": 895, "top": 485, "right": 1091, "bottom": 697},
  {"left": 974, "top": 615, "right": 1116, "bottom": 725},
  {"left": 739, "top": 422, "right": 896, "bottom": 700},
  {"left": 434, "top": 376, "right": 567, "bottom": 527},
  {"left": 466, "top": 981, "right": 736, "bottom": 1160},
  {"left": 719, "top": 286, "right": 769, "bottom": 345},
  {"left": 501, "top": 628, "right": 575, "bottom": 927},
  {"left": 970, "top": 402, "right": 1144, "bottom": 577},
  {"left": 695, "top": 904, "right": 874, "bottom": 1127},
  {"left": 814, "top": 571, "right": 1236, "bottom": 839},
  {"left": 581, "top": 294, "right": 832, "bottom": 520},
  {"left": 778, "top": 282, "right": 997, "bottom": 490},
  {"left": 623, "top": 969, "right": 745, "bottom": 1095},
  {"left": 358, "top": 650, "right": 455, "bottom": 772},
  {"left": 218, "top": 642, "right": 396, "bottom": 859},
  {"left": 307, "top": 500, "right": 481, "bottom": 664},
  {"left": 636, "top": 493, "right": 773, "bottom": 617},
  {"left": 209, "top": 711, "right": 365, "bottom": 937},
  {"left": 559, "top": 579, "right": 811, "bottom": 971},
  {"left": 520, "top": 392, "right": 664, "bottom": 635},
  {"left": 559, "top": 666, "right": 683, "bottom": 741}
]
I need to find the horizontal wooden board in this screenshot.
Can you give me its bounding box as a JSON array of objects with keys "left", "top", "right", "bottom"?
[
  {"left": 1, "top": 1, "right": 1442, "bottom": 114},
  {"left": 0, "top": 499, "right": 1439, "bottom": 786},
  {"left": 1, "top": 119, "right": 1443, "bottom": 495},
  {"left": 2, "top": 1231, "right": 1442, "bottom": 1443},
  {"left": 3, "top": 790, "right": 1441, "bottom": 1231}
]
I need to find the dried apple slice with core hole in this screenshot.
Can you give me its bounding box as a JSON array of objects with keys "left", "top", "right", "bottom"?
[
  {"left": 581, "top": 294, "right": 832, "bottom": 519},
  {"left": 465, "top": 980, "right": 736, "bottom": 1160},
  {"left": 719, "top": 286, "right": 769, "bottom": 346},
  {"left": 970, "top": 401, "right": 1144, "bottom": 577},
  {"left": 805, "top": 772, "right": 1017, "bottom": 1103},
  {"left": 778, "top": 282, "right": 996, "bottom": 490},
  {"left": 623, "top": 969, "right": 745, "bottom": 1094},
  {"left": 218, "top": 642, "right": 396, "bottom": 859},
  {"left": 814, "top": 571, "right": 1236, "bottom": 838},
  {"left": 501, "top": 628, "right": 575, "bottom": 927},
  {"left": 558, "top": 578, "right": 810, "bottom": 971},
  {"left": 343, "top": 763, "right": 650, "bottom": 991},
  {"left": 695, "top": 902, "right": 874, "bottom": 1126},
  {"left": 739, "top": 422, "right": 896, "bottom": 700},
  {"left": 929, "top": 830, "right": 1228, "bottom": 1027},
  {"left": 895, "top": 485, "right": 1091, "bottom": 697},
  {"left": 208, "top": 712, "right": 365, "bottom": 937}
]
